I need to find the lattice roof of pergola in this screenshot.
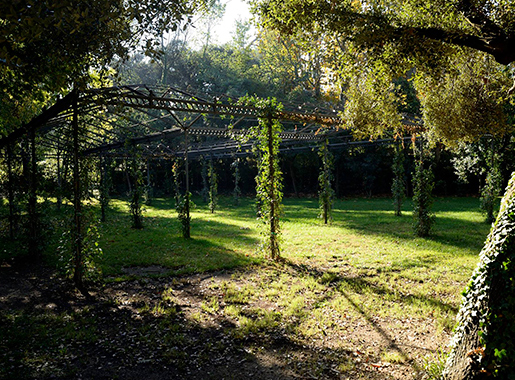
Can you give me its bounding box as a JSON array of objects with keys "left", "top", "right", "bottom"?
[{"left": 0, "top": 84, "right": 422, "bottom": 159}]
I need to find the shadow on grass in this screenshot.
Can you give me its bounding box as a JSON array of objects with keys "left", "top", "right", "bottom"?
[
  {"left": 330, "top": 199, "right": 490, "bottom": 254},
  {"left": 0, "top": 264, "right": 373, "bottom": 380}
]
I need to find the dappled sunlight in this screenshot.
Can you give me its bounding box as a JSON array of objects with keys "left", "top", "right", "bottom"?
[{"left": 1, "top": 195, "right": 488, "bottom": 379}]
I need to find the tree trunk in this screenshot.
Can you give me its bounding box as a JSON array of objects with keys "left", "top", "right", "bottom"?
[{"left": 443, "top": 172, "right": 515, "bottom": 379}]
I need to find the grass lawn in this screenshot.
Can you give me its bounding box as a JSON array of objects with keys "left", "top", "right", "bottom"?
[{"left": 0, "top": 195, "right": 491, "bottom": 379}]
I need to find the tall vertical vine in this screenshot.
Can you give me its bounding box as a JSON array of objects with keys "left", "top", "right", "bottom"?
[
  {"left": 200, "top": 157, "right": 209, "bottom": 203},
  {"left": 318, "top": 138, "right": 335, "bottom": 224},
  {"left": 232, "top": 157, "right": 242, "bottom": 205},
  {"left": 481, "top": 141, "right": 502, "bottom": 224},
  {"left": 208, "top": 156, "right": 218, "bottom": 213},
  {"left": 172, "top": 157, "right": 191, "bottom": 238},
  {"left": 99, "top": 156, "right": 112, "bottom": 223},
  {"left": 412, "top": 138, "right": 435, "bottom": 237},
  {"left": 391, "top": 139, "right": 406, "bottom": 217},
  {"left": 231, "top": 96, "right": 284, "bottom": 260},
  {"left": 127, "top": 144, "right": 144, "bottom": 229}
]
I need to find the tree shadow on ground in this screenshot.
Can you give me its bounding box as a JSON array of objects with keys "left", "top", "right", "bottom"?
[{"left": 0, "top": 261, "right": 438, "bottom": 380}]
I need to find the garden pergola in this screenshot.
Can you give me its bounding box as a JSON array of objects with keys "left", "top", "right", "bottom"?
[{"left": 0, "top": 84, "right": 420, "bottom": 288}]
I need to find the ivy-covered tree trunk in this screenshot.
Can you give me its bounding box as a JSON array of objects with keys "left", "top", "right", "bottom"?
[{"left": 443, "top": 172, "right": 515, "bottom": 379}]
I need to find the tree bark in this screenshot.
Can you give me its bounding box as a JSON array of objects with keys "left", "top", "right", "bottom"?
[{"left": 443, "top": 172, "right": 515, "bottom": 379}]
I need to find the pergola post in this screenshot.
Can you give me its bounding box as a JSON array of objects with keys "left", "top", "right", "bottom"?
[
  {"left": 6, "top": 142, "right": 16, "bottom": 240},
  {"left": 72, "top": 90, "right": 84, "bottom": 289},
  {"left": 99, "top": 156, "right": 108, "bottom": 222},
  {"left": 27, "top": 128, "right": 39, "bottom": 258},
  {"left": 184, "top": 128, "right": 190, "bottom": 238},
  {"left": 56, "top": 142, "right": 62, "bottom": 211},
  {"left": 266, "top": 113, "right": 279, "bottom": 260}
]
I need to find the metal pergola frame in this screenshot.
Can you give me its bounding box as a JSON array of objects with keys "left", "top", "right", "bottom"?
[{"left": 0, "top": 84, "right": 422, "bottom": 288}]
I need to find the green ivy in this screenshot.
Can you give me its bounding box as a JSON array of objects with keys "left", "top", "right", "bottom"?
[
  {"left": 480, "top": 150, "right": 502, "bottom": 224},
  {"left": 232, "top": 157, "right": 242, "bottom": 206},
  {"left": 200, "top": 157, "right": 209, "bottom": 203},
  {"left": 177, "top": 191, "right": 192, "bottom": 239},
  {"left": 391, "top": 141, "right": 405, "bottom": 217},
  {"left": 208, "top": 157, "right": 218, "bottom": 213},
  {"left": 57, "top": 208, "right": 103, "bottom": 284},
  {"left": 172, "top": 157, "right": 192, "bottom": 238},
  {"left": 412, "top": 141, "right": 435, "bottom": 237},
  {"left": 99, "top": 156, "right": 112, "bottom": 223},
  {"left": 318, "top": 138, "right": 335, "bottom": 224},
  {"left": 234, "top": 96, "right": 284, "bottom": 260},
  {"left": 445, "top": 173, "right": 515, "bottom": 379},
  {"left": 127, "top": 146, "right": 144, "bottom": 229}
]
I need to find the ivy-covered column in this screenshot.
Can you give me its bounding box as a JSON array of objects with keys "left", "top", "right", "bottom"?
[
  {"left": 144, "top": 158, "right": 153, "bottom": 206},
  {"left": 56, "top": 142, "right": 63, "bottom": 211},
  {"left": 127, "top": 148, "right": 144, "bottom": 229},
  {"left": 412, "top": 138, "right": 435, "bottom": 237},
  {"left": 318, "top": 137, "right": 335, "bottom": 224},
  {"left": 480, "top": 140, "right": 501, "bottom": 224},
  {"left": 27, "top": 128, "right": 40, "bottom": 258},
  {"left": 72, "top": 90, "right": 84, "bottom": 289},
  {"left": 6, "top": 142, "right": 17, "bottom": 240},
  {"left": 266, "top": 112, "right": 280, "bottom": 259},
  {"left": 391, "top": 139, "right": 405, "bottom": 217},
  {"left": 201, "top": 156, "right": 209, "bottom": 203},
  {"left": 208, "top": 155, "right": 218, "bottom": 213},
  {"left": 175, "top": 129, "right": 191, "bottom": 238},
  {"left": 99, "top": 156, "right": 111, "bottom": 223},
  {"left": 234, "top": 96, "right": 283, "bottom": 260},
  {"left": 232, "top": 157, "right": 241, "bottom": 205}
]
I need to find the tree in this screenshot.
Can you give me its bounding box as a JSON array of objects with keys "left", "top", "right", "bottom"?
[
  {"left": 258, "top": 1, "right": 515, "bottom": 378},
  {"left": 0, "top": 0, "right": 201, "bottom": 136}
]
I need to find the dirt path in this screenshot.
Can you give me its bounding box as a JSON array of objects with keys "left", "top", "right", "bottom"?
[{"left": 0, "top": 262, "right": 448, "bottom": 379}]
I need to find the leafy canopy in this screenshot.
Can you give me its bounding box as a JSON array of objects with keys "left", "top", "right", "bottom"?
[
  {"left": 0, "top": 0, "right": 199, "bottom": 95},
  {"left": 257, "top": 0, "right": 515, "bottom": 143}
]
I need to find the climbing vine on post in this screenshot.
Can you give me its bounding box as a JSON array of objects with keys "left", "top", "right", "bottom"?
[
  {"left": 99, "top": 156, "right": 112, "bottom": 223},
  {"left": 172, "top": 157, "right": 191, "bottom": 238},
  {"left": 127, "top": 144, "right": 144, "bottom": 229},
  {"left": 208, "top": 156, "right": 218, "bottom": 213},
  {"left": 200, "top": 157, "right": 209, "bottom": 203},
  {"left": 391, "top": 139, "right": 406, "bottom": 217},
  {"left": 232, "top": 157, "right": 242, "bottom": 205},
  {"left": 412, "top": 138, "right": 435, "bottom": 237},
  {"left": 480, "top": 142, "right": 502, "bottom": 224},
  {"left": 318, "top": 138, "right": 334, "bottom": 224},
  {"left": 245, "top": 97, "right": 284, "bottom": 260},
  {"left": 144, "top": 158, "right": 153, "bottom": 206}
]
